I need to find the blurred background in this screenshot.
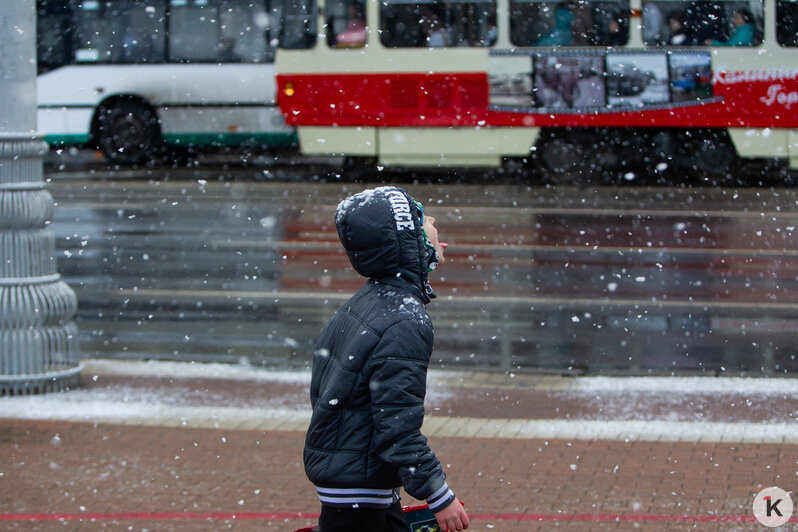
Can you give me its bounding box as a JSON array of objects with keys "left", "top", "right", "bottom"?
[{"left": 26, "top": 0, "right": 798, "bottom": 378}]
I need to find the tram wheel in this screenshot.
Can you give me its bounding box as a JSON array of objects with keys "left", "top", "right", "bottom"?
[
  {"left": 688, "top": 129, "right": 738, "bottom": 184},
  {"left": 94, "top": 101, "right": 160, "bottom": 166},
  {"left": 699, "top": 140, "right": 736, "bottom": 175},
  {"left": 340, "top": 156, "right": 377, "bottom": 182},
  {"left": 537, "top": 133, "right": 603, "bottom": 186}
]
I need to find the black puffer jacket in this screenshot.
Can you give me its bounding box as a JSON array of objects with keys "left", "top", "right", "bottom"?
[{"left": 304, "top": 187, "right": 455, "bottom": 514}]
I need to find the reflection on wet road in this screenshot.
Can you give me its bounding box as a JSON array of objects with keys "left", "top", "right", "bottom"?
[{"left": 49, "top": 178, "right": 798, "bottom": 375}]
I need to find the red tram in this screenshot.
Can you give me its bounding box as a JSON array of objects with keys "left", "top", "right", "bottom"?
[{"left": 275, "top": 0, "right": 798, "bottom": 181}]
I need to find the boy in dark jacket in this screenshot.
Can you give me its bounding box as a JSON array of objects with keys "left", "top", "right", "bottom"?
[{"left": 304, "top": 187, "right": 469, "bottom": 532}]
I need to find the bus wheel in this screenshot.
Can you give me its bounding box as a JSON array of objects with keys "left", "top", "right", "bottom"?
[{"left": 95, "top": 101, "right": 160, "bottom": 166}]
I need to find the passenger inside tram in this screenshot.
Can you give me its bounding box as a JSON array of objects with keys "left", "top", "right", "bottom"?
[
  {"left": 644, "top": 0, "right": 763, "bottom": 46},
  {"left": 604, "top": 10, "right": 628, "bottom": 45},
  {"left": 425, "top": 15, "right": 449, "bottom": 46},
  {"left": 380, "top": 0, "right": 496, "bottom": 47},
  {"left": 328, "top": 0, "right": 367, "bottom": 47},
  {"left": 569, "top": 0, "right": 597, "bottom": 44},
  {"left": 705, "top": 8, "right": 757, "bottom": 45},
  {"left": 666, "top": 11, "right": 692, "bottom": 45},
  {"left": 536, "top": 6, "right": 574, "bottom": 45},
  {"left": 510, "top": 0, "right": 628, "bottom": 46}
]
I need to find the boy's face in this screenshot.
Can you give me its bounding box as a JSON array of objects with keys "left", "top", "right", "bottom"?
[{"left": 422, "top": 216, "right": 447, "bottom": 266}]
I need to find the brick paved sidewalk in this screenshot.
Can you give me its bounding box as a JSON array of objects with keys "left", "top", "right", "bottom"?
[{"left": 2, "top": 359, "right": 797, "bottom": 531}]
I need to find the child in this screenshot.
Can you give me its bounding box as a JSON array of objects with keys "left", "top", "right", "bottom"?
[{"left": 304, "top": 187, "right": 468, "bottom": 532}]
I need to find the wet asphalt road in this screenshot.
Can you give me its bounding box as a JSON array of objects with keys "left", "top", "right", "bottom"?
[{"left": 45, "top": 152, "right": 798, "bottom": 375}]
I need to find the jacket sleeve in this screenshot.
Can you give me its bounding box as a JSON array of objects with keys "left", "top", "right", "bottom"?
[{"left": 366, "top": 319, "right": 456, "bottom": 512}]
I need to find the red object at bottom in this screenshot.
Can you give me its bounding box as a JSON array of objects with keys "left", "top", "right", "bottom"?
[{"left": 293, "top": 504, "right": 438, "bottom": 532}]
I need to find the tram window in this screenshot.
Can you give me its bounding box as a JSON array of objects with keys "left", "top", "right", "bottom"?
[
  {"left": 279, "top": 0, "right": 317, "bottom": 48},
  {"left": 326, "top": 0, "right": 367, "bottom": 47},
  {"left": 642, "top": 0, "right": 665, "bottom": 43},
  {"left": 777, "top": 0, "right": 798, "bottom": 46},
  {"left": 379, "top": 0, "right": 497, "bottom": 48},
  {"left": 644, "top": 0, "right": 763, "bottom": 46},
  {"left": 509, "top": 0, "right": 629, "bottom": 47},
  {"left": 72, "top": 1, "right": 166, "bottom": 63},
  {"left": 169, "top": 1, "right": 274, "bottom": 62}
]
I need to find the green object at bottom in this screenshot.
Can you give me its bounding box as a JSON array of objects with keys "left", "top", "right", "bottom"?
[
  {"left": 43, "top": 132, "right": 298, "bottom": 148},
  {"left": 162, "top": 132, "right": 297, "bottom": 147},
  {"left": 404, "top": 507, "right": 440, "bottom": 532}
]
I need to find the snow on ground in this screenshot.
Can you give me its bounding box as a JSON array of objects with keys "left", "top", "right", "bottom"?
[
  {"left": 3, "top": 359, "right": 798, "bottom": 443},
  {"left": 430, "top": 369, "right": 798, "bottom": 396},
  {"left": 82, "top": 358, "right": 312, "bottom": 384}
]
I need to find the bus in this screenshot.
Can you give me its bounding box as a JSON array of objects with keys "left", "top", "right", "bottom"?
[
  {"left": 274, "top": 0, "right": 798, "bottom": 181},
  {"left": 37, "top": 0, "right": 296, "bottom": 165}
]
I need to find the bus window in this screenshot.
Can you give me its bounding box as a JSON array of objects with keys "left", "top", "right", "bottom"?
[
  {"left": 37, "top": 1, "right": 72, "bottom": 74},
  {"left": 280, "top": 0, "right": 317, "bottom": 48},
  {"left": 777, "top": 0, "right": 798, "bottom": 46},
  {"left": 510, "top": 0, "right": 629, "bottom": 47},
  {"left": 72, "top": 1, "right": 166, "bottom": 63},
  {"left": 379, "top": 0, "right": 497, "bottom": 48},
  {"left": 327, "top": 0, "right": 367, "bottom": 47},
  {"left": 645, "top": 0, "right": 763, "bottom": 46},
  {"left": 169, "top": 0, "right": 274, "bottom": 63}
]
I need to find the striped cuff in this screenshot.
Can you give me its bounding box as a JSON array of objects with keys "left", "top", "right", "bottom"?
[
  {"left": 426, "top": 482, "right": 456, "bottom": 512},
  {"left": 316, "top": 486, "right": 400, "bottom": 509}
]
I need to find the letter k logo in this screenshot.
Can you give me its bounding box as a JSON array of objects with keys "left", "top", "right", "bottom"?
[
  {"left": 754, "top": 487, "right": 792, "bottom": 527},
  {"left": 765, "top": 496, "right": 783, "bottom": 517}
]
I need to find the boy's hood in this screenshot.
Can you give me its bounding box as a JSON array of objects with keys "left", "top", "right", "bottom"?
[{"left": 335, "top": 186, "right": 430, "bottom": 300}]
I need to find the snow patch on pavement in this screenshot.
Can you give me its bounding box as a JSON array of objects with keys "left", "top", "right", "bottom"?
[
  {"left": 83, "top": 358, "right": 312, "bottom": 384},
  {"left": 4, "top": 359, "right": 798, "bottom": 443}
]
